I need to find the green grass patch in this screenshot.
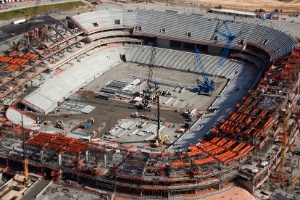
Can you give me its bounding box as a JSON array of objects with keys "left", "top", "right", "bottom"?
[{"left": 0, "top": 1, "right": 86, "bottom": 21}]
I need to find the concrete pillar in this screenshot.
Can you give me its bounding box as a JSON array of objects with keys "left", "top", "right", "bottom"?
[
  {"left": 85, "top": 150, "right": 89, "bottom": 162},
  {"left": 40, "top": 150, "right": 43, "bottom": 162},
  {"left": 77, "top": 174, "right": 80, "bottom": 183},
  {"left": 104, "top": 154, "right": 107, "bottom": 169},
  {"left": 58, "top": 153, "right": 62, "bottom": 166}
]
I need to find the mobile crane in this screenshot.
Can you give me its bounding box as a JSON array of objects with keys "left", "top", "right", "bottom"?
[
  {"left": 150, "top": 90, "right": 171, "bottom": 147},
  {"left": 193, "top": 46, "right": 215, "bottom": 95}
]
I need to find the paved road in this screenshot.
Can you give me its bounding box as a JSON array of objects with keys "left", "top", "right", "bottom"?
[{"left": 22, "top": 179, "right": 50, "bottom": 200}]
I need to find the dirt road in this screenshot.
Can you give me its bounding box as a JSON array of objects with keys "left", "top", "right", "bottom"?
[{"left": 172, "top": 0, "right": 300, "bottom": 13}]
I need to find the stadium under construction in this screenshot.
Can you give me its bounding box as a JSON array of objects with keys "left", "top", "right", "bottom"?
[{"left": 0, "top": 2, "right": 299, "bottom": 200}]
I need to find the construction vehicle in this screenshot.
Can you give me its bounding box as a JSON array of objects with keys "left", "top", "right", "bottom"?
[
  {"left": 138, "top": 100, "right": 151, "bottom": 111},
  {"left": 149, "top": 90, "right": 172, "bottom": 147},
  {"left": 44, "top": 120, "right": 51, "bottom": 125},
  {"left": 131, "top": 112, "right": 139, "bottom": 118},
  {"left": 150, "top": 135, "right": 171, "bottom": 147},
  {"left": 183, "top": 108, "right": 197, "bottom": 119},
  {"left": 56, "top": 120, "right": 65, "bottom": 130},
  {"left": 193, "top": 46, "right": 215, "bottom": 95},
  {"left": 258, "top": 8, "right": 279, "bottom": 19},
  {"left": 81, "top": 118, "right": 95, "bottom": 129}
]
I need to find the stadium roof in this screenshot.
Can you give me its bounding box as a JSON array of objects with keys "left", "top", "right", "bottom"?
[{"left": 210, "top": 8, "right": 257, "bottom": 17}]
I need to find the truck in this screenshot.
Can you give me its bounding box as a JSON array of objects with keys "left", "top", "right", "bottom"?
[
  {"left": 183, "top": 108, "right": 197, "bottom": 119},
  {"left": 80, "top": 118, "right": 95, "bottom": 129},
  {"left": 13, "top": 18, "right": 26, "bottom": 25}
]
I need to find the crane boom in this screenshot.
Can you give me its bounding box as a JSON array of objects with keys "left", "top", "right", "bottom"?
[
  {"left": 141, "top": 45, "right": 157, "bottom": 109},
  {"left": 193, "top": 46, "right": 214, "bottom": 95},
  {"left": 147, "top": 46, "right": 156, "bottom": 88},
  {"left": 194, "top": 46, "right": 208, "bottom": 84},
  {"left": 279, "top": 106, "right": 290, "bottom": 180},
  {"left": 214, "top": 20, "right": 247, "bottom": 82},
  {"left": 21, "top": 0, "right": 42, "bottom": 189}
]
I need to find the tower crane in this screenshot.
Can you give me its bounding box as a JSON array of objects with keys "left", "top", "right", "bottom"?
[
  {"left": 279, "top": 104, "right": 291, "bottom": 181},
  {"left": 214, "top": 20, "right": 247, "bottom": 86},
  {"left": 16, "top": 114, "right": 29, "bottom": 191},
  {"left": 141, "top": 45, "right": 157, "bottom": 109},
  {"left": 193, "top": 46, "right": 214, "bottom": 95},
  {"left": 17, "top": 1, "right": 42, "bottom": 191}
]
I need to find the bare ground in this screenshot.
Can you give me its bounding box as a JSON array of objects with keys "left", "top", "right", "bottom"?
[
  {"left": 171, "top": 0, "right": 300, "bottom": 13},
  {"left": 27, "top": 93, "right": 186, "bottom": 136},
  {"left": 203, "top": 187, "right": 258, "bottom": 200}
]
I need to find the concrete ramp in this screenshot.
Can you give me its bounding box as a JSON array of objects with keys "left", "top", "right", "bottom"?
[{"left": 6, "top": 107, "right": 39, "bottom": 130}]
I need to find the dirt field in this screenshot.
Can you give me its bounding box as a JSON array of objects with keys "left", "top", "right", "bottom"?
[
  {"left": 203, "top": 187, "right": 258, "bottom": 200},
  {"left": 172, "top": 0, "right": 300, "bottom": 13}
]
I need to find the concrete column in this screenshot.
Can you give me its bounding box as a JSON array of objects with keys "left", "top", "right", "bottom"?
[
  {"left": 104, "top": 154, "right": 107, "bottom": 168},
  {"left": 58, "top": 153, "right": 62, "bottom": 166},
  {"left": 77, "top": 174, "right": 80, "bottom": 183},
  {"left": 85, "top": 150, "right": 89, "bottom": 162},
  {"left": 40, "top": 150, "right": 43, "bottom": 162}
]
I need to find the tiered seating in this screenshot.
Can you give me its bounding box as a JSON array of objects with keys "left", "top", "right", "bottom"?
[
  {"left": 89, "top": 30, "right": 131, "bottom": 41},
  {"left": 72, "top": 9, "right": 296, "bottom": 61},
  {"left": 188, "top": 138, "right": 252, "bottom": 165},
  {"left": 126, "top": 45, "right": 245, "bottom": 79},
  {"left": 23, "top": 47, "right": 124, "bottom": 114},
  {"left": 193, "top": 157, "right": 215, "bottom": 165}
]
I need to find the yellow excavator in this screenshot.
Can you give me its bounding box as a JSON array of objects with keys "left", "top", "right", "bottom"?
[{"left": 150, "top": 135, "right": 171, "bottom": 147}]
